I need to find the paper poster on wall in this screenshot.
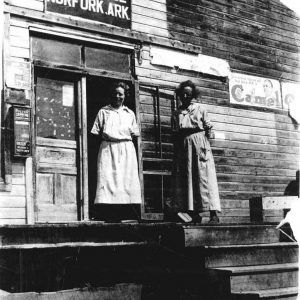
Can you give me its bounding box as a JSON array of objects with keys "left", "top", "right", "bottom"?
[
  {"left": 229, "top": 73, "right": 282, "bottom": 109},
  {"left": 150, "top": 46, "right": 231, "bottom": 77},
  {"left": 6, "top": 60, "right": 31, "bottom": 90},
  {"left": 62, "top": 84, "right": 74, "bottom": 107}
]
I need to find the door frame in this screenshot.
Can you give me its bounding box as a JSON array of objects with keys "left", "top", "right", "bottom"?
[
  {"left": 32, "top": 64, "right": 144, "bottom": 222},
  {"left": 84, "top": 74, "right": 144, "bottom": 220},
  {"left": 29, "top": 30, "right": 143, "bottom": 223}
]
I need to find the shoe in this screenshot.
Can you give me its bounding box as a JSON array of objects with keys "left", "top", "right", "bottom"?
[
  {"left": 177, "top": 212, "right": 193, "bottom": 223},
  {"left": 208, "top": 215, "right": 219, "bottom": 224}
]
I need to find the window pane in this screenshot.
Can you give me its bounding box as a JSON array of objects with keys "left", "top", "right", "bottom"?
[
  {"left": 36, "top": 77, "right": 76, "bottom": 140},
  {"left": 32, "top": 36, "right": 82, "bottom": 67},
  {"left": 85, "top": 46, "right": 130, "bottom": 73}
]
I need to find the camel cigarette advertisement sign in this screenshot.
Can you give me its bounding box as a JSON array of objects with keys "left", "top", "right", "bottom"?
[
  {"left": 229, "top": 73, "right": 282, "bottom": 109},
  {"left": 46, "top": 0, "right": 131, "bottom": 29}
]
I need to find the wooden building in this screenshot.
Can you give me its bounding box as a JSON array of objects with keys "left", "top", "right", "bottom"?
[
  {"left": 1, "top": 0, "right": 299, "bottom": 224},
  {"left": 0, "top": 0, "right": 299, "bottom": 298}
]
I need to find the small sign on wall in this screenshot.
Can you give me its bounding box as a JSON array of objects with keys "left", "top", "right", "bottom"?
[
  {"left": 229, "top": 73, "right": 282, "bottom": 110},
  {"left": 6, "top": 60, "right": 31, "bottom": 90},
  {"left": 13, "top": 107, "right": 31, "bottom": 157},
  {"left": 46, "top": 0, "right": 131, "bottom": 29}
]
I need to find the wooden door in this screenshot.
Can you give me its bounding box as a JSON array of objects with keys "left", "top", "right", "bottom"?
[{"left": 34, "top": 73, "right": 79, "bottom": 222}]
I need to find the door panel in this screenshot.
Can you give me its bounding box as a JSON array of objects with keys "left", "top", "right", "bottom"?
[
  {"left": 35, "top": 74, "right": 79, "bottom": 223},
  {"left": 36, "top": 173, "right": 54, "bottom": 204}
]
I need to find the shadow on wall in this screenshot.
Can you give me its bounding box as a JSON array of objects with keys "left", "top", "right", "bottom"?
[{"left": 284, "top": 170, "right": 299, "bottom": 196}]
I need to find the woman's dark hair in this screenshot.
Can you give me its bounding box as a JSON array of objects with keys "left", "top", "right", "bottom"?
[
  {"left": 176, "top": 80, "right": 197, "bottom": 99},
  {"left": 112, "top": 81, "right": 130, "bottom": 97}
]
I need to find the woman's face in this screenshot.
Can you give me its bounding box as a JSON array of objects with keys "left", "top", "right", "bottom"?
[
  {"left": 181, "top": 86, "right": 193, "bottom": 105},
  {"left": 111, "top": 86, "right": 125, "bottom": 108}
]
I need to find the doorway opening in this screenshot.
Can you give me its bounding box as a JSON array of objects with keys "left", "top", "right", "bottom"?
[{"left": 86, "top": 76, "right": 137, "bottom": 220}]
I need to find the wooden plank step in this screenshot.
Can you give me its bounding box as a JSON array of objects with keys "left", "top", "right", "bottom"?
[
  {"left": 0, "top": 222, "right": 173, "bottom": 246},
  {"left": 232, "top": 286, "right": 298, "bottom": 299},
  {"left": 203, "top": 242, "right": 298, "bottom": 267},
  {"left": 213, "top": 262, "right": 299, "bottom": 275},
  {"left": 184, "top": 225, "right": 280, "bottom": 247},
  {"left": 0, "top": 241, "right": 148, "bottom": 250},
  {"left": 212, "top": 263, "right": 298, "bottom": 292}
]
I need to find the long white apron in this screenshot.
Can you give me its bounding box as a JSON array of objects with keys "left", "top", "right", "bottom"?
[{"left": 95, "top": 140, "right": 141, "bottom": 204}]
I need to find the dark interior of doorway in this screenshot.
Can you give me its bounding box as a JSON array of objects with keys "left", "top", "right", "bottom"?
[{"left": 87, "top": 76, "right": 136, "bottom": 219}]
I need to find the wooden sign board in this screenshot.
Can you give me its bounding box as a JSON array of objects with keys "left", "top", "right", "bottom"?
[
  {"left": 5, "top": 89, "right": 31, "bottom": 106},
  {"left": 229, "top": 73, "right": 282, "bottom": 110},
  {"left": 46, "top": 0, "right": 131, "bottom": 29},
  {"left": 13, "top": 107, "right": 31, "bottom": 157}
]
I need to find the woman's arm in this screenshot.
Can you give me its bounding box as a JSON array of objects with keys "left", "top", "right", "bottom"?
[
  {"left": 91, "top": 110, "right": 104, "bottom": 136},
  {"left": 130, "top": 112, "right": 140, "bottom": 137},
  {"left": 201, "top": 107, "right": 214, "bottom": 139}
]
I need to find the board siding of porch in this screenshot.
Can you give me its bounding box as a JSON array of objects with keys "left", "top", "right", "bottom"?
[
  {"left": 0, "top": 14, "right": 30, "bottom": 225},
  {"left": 0, "top": 162, "right": 26, "bottom": 225}
]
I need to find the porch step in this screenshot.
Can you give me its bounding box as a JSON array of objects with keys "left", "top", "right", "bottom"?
[
  {"left": 0, "top": 222, "right": 174, "bottom": 247},
  {"left": 203, "top": 242, "right": 298, "bottom": 268},
  {"left": 232, "top": 286, "right": 298, "bottom": 299},
  {"left": 183, "top": 224, "right": 281, "bottom": 247},
  {"left": 212, "top": 263, "right": 298, "bottom": 293},
  {"left": 0, "top": 241, "right": 149, "bottom": 250}
]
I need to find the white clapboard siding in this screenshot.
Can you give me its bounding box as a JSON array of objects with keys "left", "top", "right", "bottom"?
[
  {"left": 9, "top": 26, "right": 29, "bottom": 39},
  {"left": 9, "top": 185, "right": 26, "bottom": 196},
  {"left": 0, "top": 218, "right": 26, "bottom": 225},
  {"left": 132, "top": 0, "right": 167, "bottom": 12},
  {"left": 0, "top": 196, "right": 26, "bottom": 208},
  {"left": 9, "top": 0, "right": 44, "bottom": 11},
  {"left": 10, "top": 18, "right": 30, "bottom": 28},
  {"left": 12, "top": 173, "right": 25, "bottom": 185},
  {"left": 0, "top": 207, "right": 26, "bottom": 219},
  {"left": 10, "top": 35, "right": 29, "bottom": 48},
  {"left": 9, "top": 20, "right": 30, "bottom": 59},
  {"left": 132, "top": 0, "right": 168, "bottom": 37},
  {"left": 9, "top": 46, "right": 30, "bottom": 59},
  {"left": 12, "top": 162, "right": 25, "bottom": 174},
  {"left": 132, "top": 5, "right": 167, "bottom": 21}
]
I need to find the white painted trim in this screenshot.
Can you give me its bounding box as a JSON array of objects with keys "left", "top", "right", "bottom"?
[
  {"left": 25, "top": 157, "right": 34, "bottom": 224},
  {"left": 29, "top": 25, "right": 135, "bottom": 50},
  {"left": 0, "top": 0, "right": 3, "bottom": 93}
]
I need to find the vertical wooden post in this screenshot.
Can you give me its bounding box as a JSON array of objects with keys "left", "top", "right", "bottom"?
[
  {"left": 25, "top": 157, "right": 34, "bottom": 224},
  {"left": 1, "top": 12, "right": 10, "bottom": 183},
  {"left": 81, "top": 77, "right": 89, "bottom": 220},
  {"left": 0, "top": 1, "right": 3, "bottom": 178},
  {"left": 134, "top": 80, "right": 145, "bottom": 219}
]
